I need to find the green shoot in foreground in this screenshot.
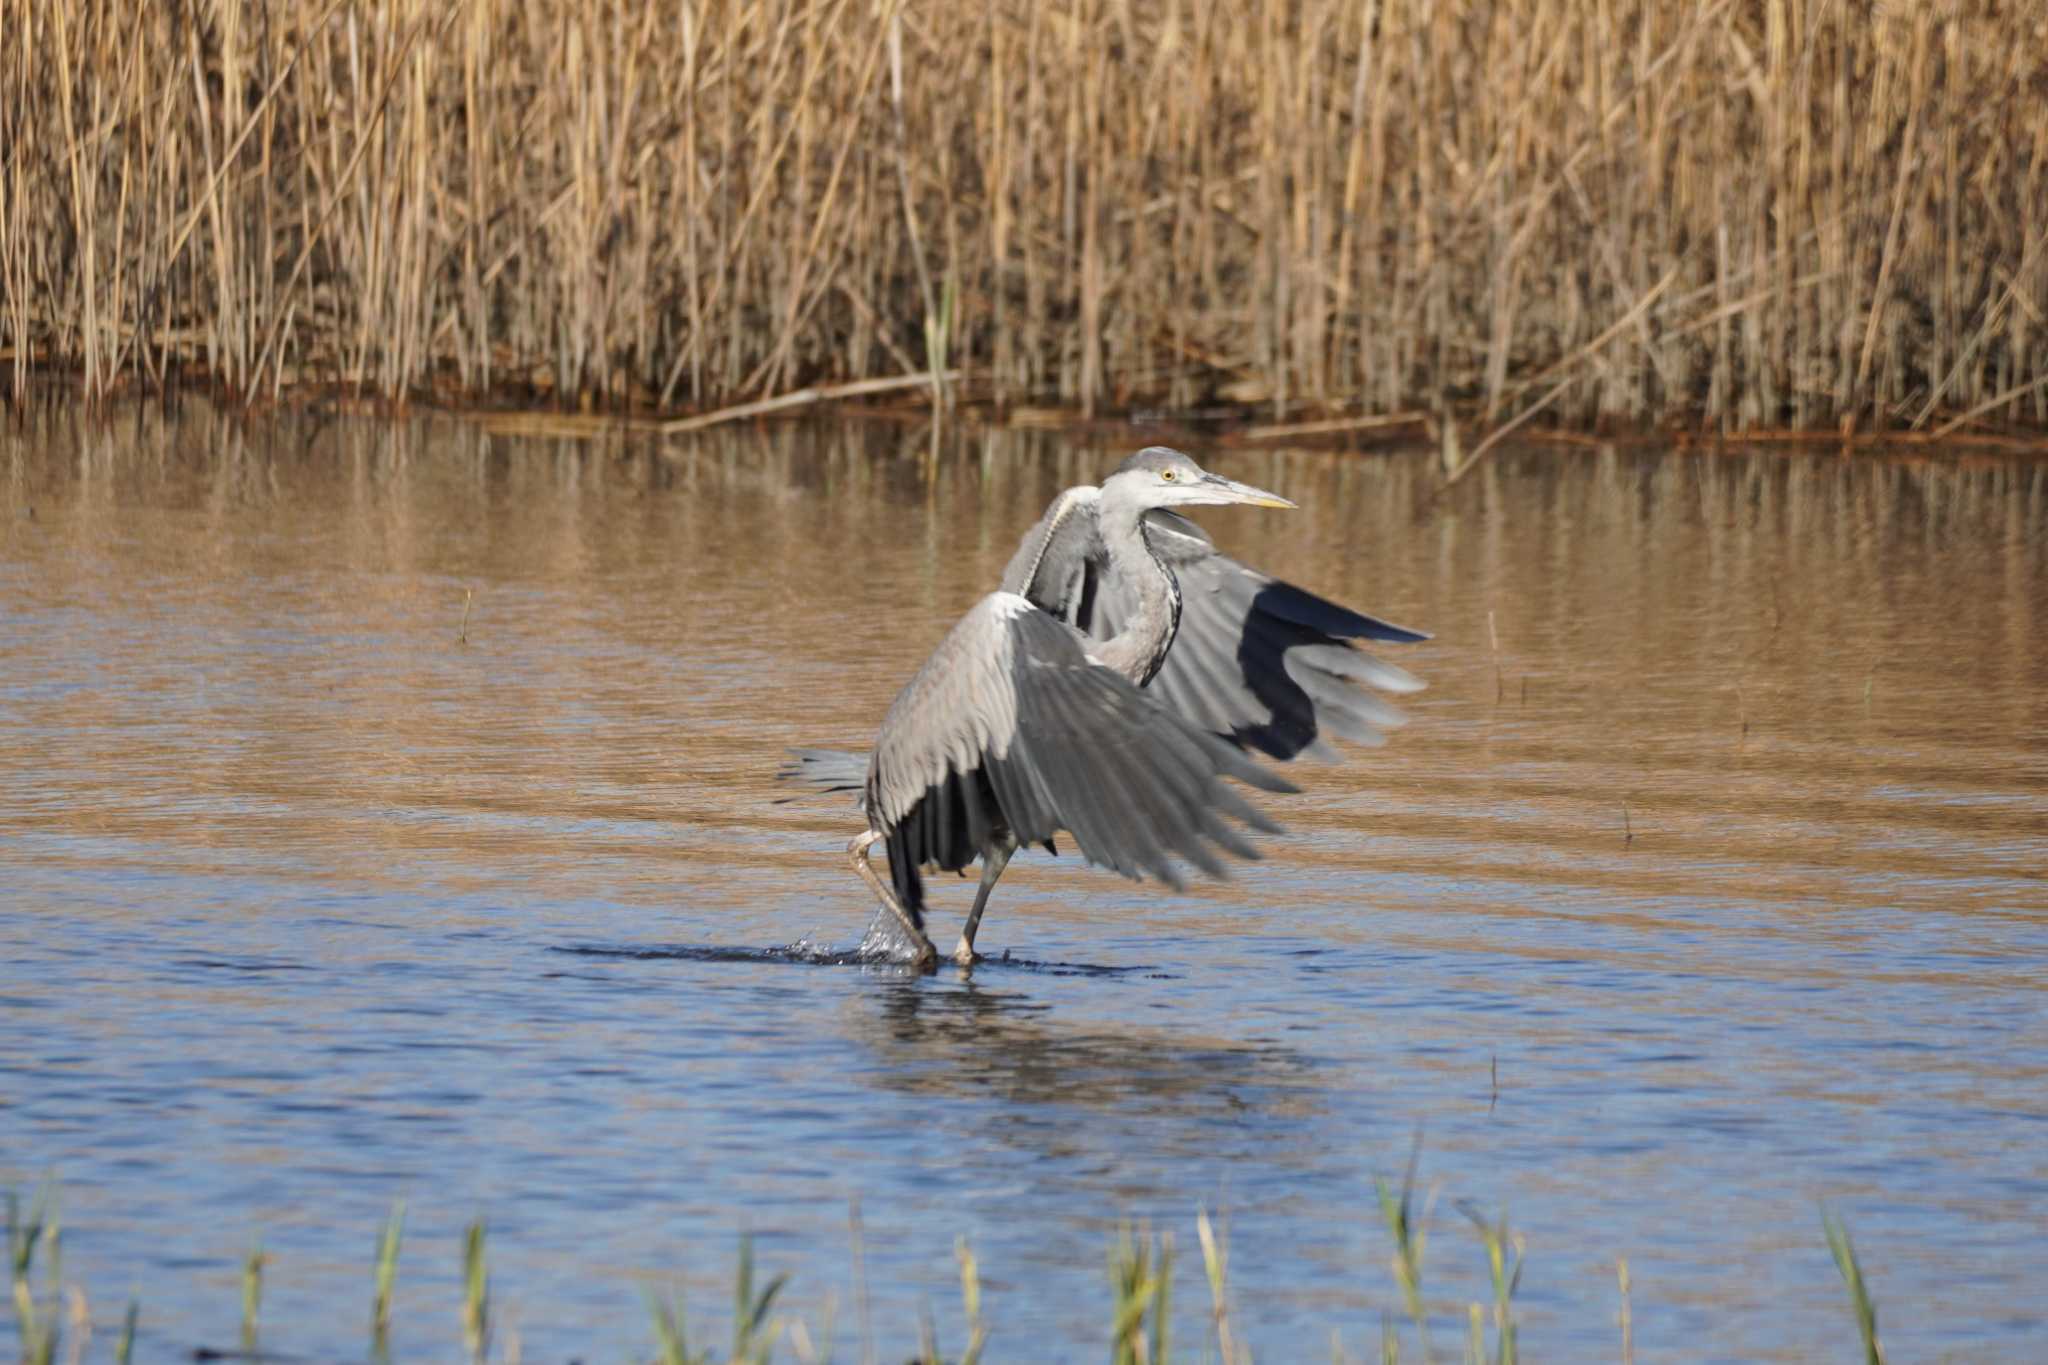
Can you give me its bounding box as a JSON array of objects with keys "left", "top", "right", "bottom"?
[{"left": 4, "top": 1179, "right": 1888, "bottom": 1363}]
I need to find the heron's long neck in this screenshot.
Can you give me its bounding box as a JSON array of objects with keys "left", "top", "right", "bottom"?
[{"left": 1092, "top": 500, "right": 1181, "bottom": 686}]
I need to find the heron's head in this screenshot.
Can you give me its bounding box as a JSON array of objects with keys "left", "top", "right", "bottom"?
[{"left": 1106, "top": 447, "right": 1296, "bottom": 511}]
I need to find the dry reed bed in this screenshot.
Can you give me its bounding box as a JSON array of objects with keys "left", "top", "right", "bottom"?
[{"left": 3, "top": 0, "right": 2046, "bottom": 435}]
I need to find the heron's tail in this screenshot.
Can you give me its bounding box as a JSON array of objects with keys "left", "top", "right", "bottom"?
[{"left": 774, "top": 748, "right": 870, "bottom": 810}]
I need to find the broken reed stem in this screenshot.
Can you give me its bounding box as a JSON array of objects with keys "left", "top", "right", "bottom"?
[
  {"left": 1932, "top": 376, "right": 2048, "bottom": 439},
  {"left": 3, "top": 2, "right": 2045, "bottom": 436},
  {"left": 1242, "top": 410, "right": 1430, "bottom": 441},
  {"left": 1449, "top": 265, "right": 1684, "bottom": 482},
  {"left": 653, "top": 370, "right": 964, "bottom": 435}
]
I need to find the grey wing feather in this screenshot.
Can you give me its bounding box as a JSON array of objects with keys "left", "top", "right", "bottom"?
[
  {"left": 1000, "top": 485, "right": 1102, "bottom": 610},
  {"left": 864, "top": 595, "right": 1025, "bottom": 838},
  {"left": 864, "top": 593, "right": 1293, "bottom": 922},
  {"left": 1031, "top": 503, "right": 1429, "bottom": 761},
  {"left": 993, "top": 608, "right": 1294, "bottom": 888},
  {"left": 1124, "top": 535, "right": 1427, "bottom": 760}
]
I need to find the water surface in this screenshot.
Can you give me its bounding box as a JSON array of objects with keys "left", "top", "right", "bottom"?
[{"left": 3, "top": 403, "right": 2045, "bottom": 1361}]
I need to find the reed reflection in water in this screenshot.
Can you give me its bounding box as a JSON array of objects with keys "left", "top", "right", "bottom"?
[{"left": 1, "top": 401, "right": 2045, "bottom": 1362}]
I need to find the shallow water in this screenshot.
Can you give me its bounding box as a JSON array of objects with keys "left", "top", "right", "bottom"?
[{"left": 3, "top": 402, "right": 2045, "bottom": 1362}]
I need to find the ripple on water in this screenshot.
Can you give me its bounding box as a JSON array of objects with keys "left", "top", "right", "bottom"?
[{"left": 2, "top": 410, "right": 2045, "bottom": 1362}]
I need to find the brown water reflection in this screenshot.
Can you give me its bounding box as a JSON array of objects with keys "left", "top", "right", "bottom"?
[{"left": 2, "top": 399, "right": 2046, "bottom": 1362}]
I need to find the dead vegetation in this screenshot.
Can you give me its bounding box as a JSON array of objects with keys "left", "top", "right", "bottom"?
[{"left": 3, "top": 1, "right": 2046, "bottom": 435}]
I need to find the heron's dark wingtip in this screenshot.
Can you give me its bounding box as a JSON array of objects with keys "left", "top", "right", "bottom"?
[{"left": 1258, "top": 582, "right": 1431, "bottom": 645}]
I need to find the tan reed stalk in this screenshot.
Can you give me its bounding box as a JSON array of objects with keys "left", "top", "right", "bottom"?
[{"left": 1, "top": 0, "right": 2043, "bottom": 439}]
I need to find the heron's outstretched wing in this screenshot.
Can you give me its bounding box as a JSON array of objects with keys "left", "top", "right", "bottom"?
[
  {"left": 1134, "top": 510, "right": 1429, "bottom": 759},
  {"left": 1011, "top": 498, "right": 1429, "bottom": 761},
  {"left": 866, "top": 592, "right": 1293, "bottom": 923}
]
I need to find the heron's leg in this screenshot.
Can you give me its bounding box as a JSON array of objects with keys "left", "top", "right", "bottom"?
[
  {"left": 953, "top": 833, "right": 1018, "bottom": 966},
  {"left": 847, "top": 829, "right": 938, "bottom": 970}
]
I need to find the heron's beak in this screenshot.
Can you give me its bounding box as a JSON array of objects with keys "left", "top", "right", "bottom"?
[{"left": 1200, "top": 474, "right": 1296, "bottom": 509}]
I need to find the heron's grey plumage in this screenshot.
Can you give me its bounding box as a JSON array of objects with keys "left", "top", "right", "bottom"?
[
  {"left": 865, "top": 592, "right": 1293, "bottom": 927},
  {"left": 785, "top": 445, "right": 1424, "bottom": 968},
  {"left": 1004, "top": 486, "right": 1426, "bottom": 762}
]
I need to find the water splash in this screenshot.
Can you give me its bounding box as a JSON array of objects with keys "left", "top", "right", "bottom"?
[
  {"left": 855, "top": 907, "right": 928, "bottom": 964},
  {"left": 546, "top": 934, "right": 1156, "bottom": 977},
  {"left": 548, "top": 917, "right": 933, "bottom": 972}
]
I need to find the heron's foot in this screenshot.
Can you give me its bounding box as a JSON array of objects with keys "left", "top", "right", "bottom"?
[
  {"left": 892, "top": 920, "right": 942, "bottom": 974},
  {"left": 849, "top": 829, "right": 940, "bottom": 973},
  {"left": 887, "top": 918, "right": 940, "bottom": 971},
  {"left": 881, "top": 916, "right": 940, "bottom": 973}
]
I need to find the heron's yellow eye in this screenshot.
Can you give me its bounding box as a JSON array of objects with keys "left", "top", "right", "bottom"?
[{"left": 1160, "top": 468, "right": 1178, "bottom": 482}]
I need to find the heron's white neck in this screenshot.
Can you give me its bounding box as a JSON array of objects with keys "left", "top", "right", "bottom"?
[{"left": 1091, "top": 495, "right": 1182, "bottom": 686}]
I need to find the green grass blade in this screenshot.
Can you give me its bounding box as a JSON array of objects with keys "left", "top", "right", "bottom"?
[
  {"left": 240, "top": 1239, "right": 264, "bottom": 1354},
  {"left": 1821, "top": 1207, "right": 1882, "bottom": 1364},
  {"left": 645, "top": 1282, "right": 703, "bottom": 1365},
  {"left": 372, "top": 1200, "right": 405, "bottom": 1351},
  {"left": 116, "top": 1299, "right": 139, "bottom": 1365},
  {"left": 956, "top": 1235, "right": 988, "bottom": 1365},
  {"left": 462, "top": 1219, "right": 490, "bottom": 1365}
]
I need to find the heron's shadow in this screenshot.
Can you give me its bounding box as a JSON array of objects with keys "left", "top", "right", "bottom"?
[
  {"left": 549, "top": 943, "right": 1327, "bottom": 1162},
  {"left": 842, "top": 974, "right": 1330, "bottom": 1147}
]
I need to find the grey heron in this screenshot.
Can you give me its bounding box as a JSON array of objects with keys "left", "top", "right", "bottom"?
[{"left": 785, "top": 446, "right": 1426, "bottom": 970}]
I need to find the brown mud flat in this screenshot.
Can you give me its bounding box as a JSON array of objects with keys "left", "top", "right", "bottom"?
[{"left": 5, "top": 2, "right": 2047, "bottom": 440}]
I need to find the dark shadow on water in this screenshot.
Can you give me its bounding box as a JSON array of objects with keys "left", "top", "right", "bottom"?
[
  {"left": 843, "top": 979, "right": 1330, "bottom": 1146},
  {"left": 965, "top": 949, "right": 1172, "bottom": 979},
  {"left": 547, "top": 941, "right": 1160, "bottom": 979}
]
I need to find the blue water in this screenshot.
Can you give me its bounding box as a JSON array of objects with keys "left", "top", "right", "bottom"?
[{"left": 3, "top": 403, "right": 2045, "bottom": 1362}]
